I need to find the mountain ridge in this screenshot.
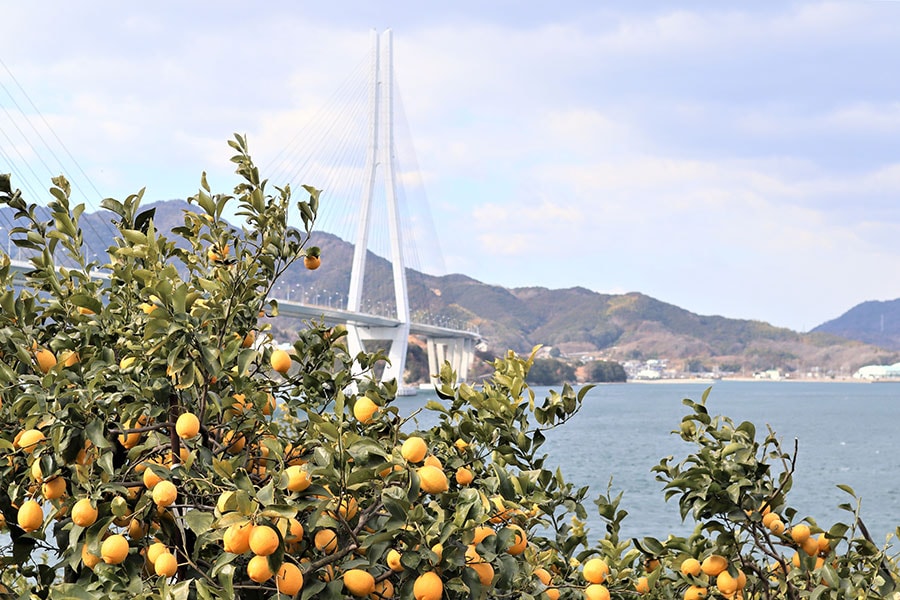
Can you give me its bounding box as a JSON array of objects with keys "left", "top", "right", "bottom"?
[
  {"left": 812, "top": 299, "right": 900, "bottom": 352},
  {"left": 2, "top": 199, "right": 895, "bottom": 375}
]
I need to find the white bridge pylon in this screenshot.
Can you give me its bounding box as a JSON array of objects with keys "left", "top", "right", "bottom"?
[{"left": 344, "top": 30, "right": 474, "bottom": 385}]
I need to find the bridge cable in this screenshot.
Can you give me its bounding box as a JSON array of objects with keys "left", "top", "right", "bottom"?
[{"left": 0, "top": 58, "right": 114, "bottom": 258}]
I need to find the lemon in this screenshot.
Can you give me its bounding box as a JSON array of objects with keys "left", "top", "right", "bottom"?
[
  {"left": 175, "top": 412, "right": 200, "bottom": 439},
  {"left": 680, "top": 557, "right": 701, "bottom": 576},
  {"left": 417, "top": 465, "right": 449, "bottom": 494},
  {"left": 701, "top": 555, "right": 728, "bottom": 577},
  {"left": 270, "top": 349, "right": 292, "bottom": 374},
  {"left": 314, "top": 528, "right": 338, "bottom": 554},
  {"left": 582, "top": 558, "right": 609, "bottom": 584},
  {"left": 154, "top": 550, "right": 178, "bottom": 577},
  {"left": 247, "top": 554, "right": 273, "bottom": 582},
  {"left": 353, "top": 397, "right": 378, "bottom": 423},
  {"left": 285, "top": 465, "right": 312, "bottom": 492},
  {"left": 276, "top": 562, "right": 304, "bottom": 595},
  {"left": 413, "top": 571, "right": 443, "bottom": 600},
  {"left": 152, "top": 480, "right": 177, "bottom": 508},
  {"left": 71, "top": 498, "right": 98, "bottom": 527},
  {"left": 455, "top": 467, "right": 474, "bottom": 486},
  {"left": 100, "top": 534, "right": 129, "bottom": 564},
  {"left": 387, "top": 548, "right": 403, "bottom": 572},
  {"left": 249, "top": 524, "right": 280, "bottom": 556},
  {"left": 343, "top": 569, "right": 376, "bottom": 597},
  {"left": 17, "top": 429, "right": 45, "bottom": 454},
  {"left": 17, "top": 500, "right": 43, "bottom": 532},
  {"left": 401, "top": 436, "right": 427, "bottom": 463},
  {"left": 223, "top": 522, "right": 253, "bottom": 554},
  {"left": 584, "top": 584, "right": 611, "bottom": 600}
]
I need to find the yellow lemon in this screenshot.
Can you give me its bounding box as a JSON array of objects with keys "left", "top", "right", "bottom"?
[
  {"left": 285, "top": 465, "right": 312, "bottom": 492},
  {"left": 353, "top": 397, "right": 378, "bottom": 423},
  {"left": 152, "top": 480, "right": 177, "bottom": 508},
  {"left": 584, "top": 584, "right": 611, "bottom": 600},
  {"left": 314, "top": 528, "right": 338, "bottom": 554},
  {"left": 343, "top": 569, "right": 376, "bottom": 597},
  {"left": 681, "top": 557, "right": 702, "bottom": 576},
  {"left": 223, "top": 522, "right": 253, "bottom": 554},
  {"left": 35, "top": 348, "right": 57, "bottom": 373},
  {"left": 790, "top": 523, "right": 811, "bottom": 545},
  {"left": 455, "top": 467, "right": 474, "bottom": 486},
  {"left": 583, "top": 558, "right": 610, "bottom": 584},
  {"left": 71, "top": 498, "right": 98, "bottom": 527},
  {"left": 413, "top": 572, "right": 443, "bottom": 600},
  {"left": 17, "top": 499, "right": 43, "bottom": 532},
  {"left": 17, "top": 429, "right": 45, "bottom": 454},
  {"left": 270, "top": 349, "right": 292, "bottom": 374},
  {"left": 247, "top": 554, "right": 273, "bottom": 582},
  {"left": 417, "top": 465, "right": 449, "bottom": 494},
  {"left": 387, "top": 548, "right": 404, "bottom": 572},
  {"left": 249, "top": 524, "right": 280, "bottom": 556},
  {"left": 506, "top": 524, "right": 527, "bottom": 555},
  {"left": 175, "top": 412, "right": 200, "bottom": 439},
  {"left": 701, "top": 555, "right": 728, "bottom": 577},
  {"left": 401, "top": 436, "right": 427, "bottom": 463},
  {"left": 276, "top": 562, "right": 304, "bottom": 595},
  {"left": 154, "top": 550, "right": 178, "bottom": 577},
  {"left": 100, "top": 534, "right": 129, "bottom": 564}
]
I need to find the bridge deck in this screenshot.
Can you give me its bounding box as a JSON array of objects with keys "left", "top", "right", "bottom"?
[{"left": 6, "top": 259, "right": 480, "bottom": 340}]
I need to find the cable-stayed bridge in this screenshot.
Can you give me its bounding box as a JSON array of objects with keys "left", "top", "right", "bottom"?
[{"left": 0, "top": 30, "right": 478, "bottom": 387}]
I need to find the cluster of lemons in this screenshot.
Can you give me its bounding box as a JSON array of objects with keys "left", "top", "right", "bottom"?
[
  {"left": 675, "top": 554, "right": 746, "bottom": 600},
  {"left": 627, "top": 505, "right": 837, "bottom": 600},
  {"left": 6, "top": 337, "right": 544, "bottom": 599},
  {"left": 205, "top": 428, "right": 534, "bottom": 599}
]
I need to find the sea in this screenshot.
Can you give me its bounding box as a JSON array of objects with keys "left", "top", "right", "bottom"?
[{"left": 398, "top": 380, "right": 900, "bottom": 546}]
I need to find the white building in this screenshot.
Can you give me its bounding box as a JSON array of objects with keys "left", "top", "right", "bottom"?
[{"left": 853, "top": 363, "right": 900, "bottom": 380}]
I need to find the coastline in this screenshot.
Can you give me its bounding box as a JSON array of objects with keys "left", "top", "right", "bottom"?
[{"left": 623, "top": 376, "right": 877, "bottom": 384}]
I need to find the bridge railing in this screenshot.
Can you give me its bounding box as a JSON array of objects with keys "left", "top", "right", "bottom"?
[{"left": 7, "top": 258, "right": 480, "bottom": 337}]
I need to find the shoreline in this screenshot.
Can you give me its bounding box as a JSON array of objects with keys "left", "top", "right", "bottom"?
[{"left": 622, "top": 376, "right": 882, "bottom": 384}]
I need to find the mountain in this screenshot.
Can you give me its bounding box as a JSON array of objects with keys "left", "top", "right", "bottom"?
[
  {"left": 811, "top": 299, "right": 900, "bottom": 352},
  {"left": 3, "top": 199, "right": 895, "bottom": 376},
  {"left": 233, "top": 208, "right": 897, "bottom": 375}
]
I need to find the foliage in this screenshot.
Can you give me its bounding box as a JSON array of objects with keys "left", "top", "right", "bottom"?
[
  {"left": 526, "top": 358, "right": 576, "bottom": 386},
  {"left": 645, "top": 391, "right": 900, "bottom": 599},
  {"left": 587, "top": 360, "right": 627, "bottom": 383},
  {"left": 0, "top": 140, "right": 898, "bottom": 600}
]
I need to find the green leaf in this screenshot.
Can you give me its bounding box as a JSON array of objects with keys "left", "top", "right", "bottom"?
[
  {"left": 836, "top": 484, "right": 856, "bottom": 497},
  {"left": 301, "top": 579, "right": 326, "bottom": 600},
  {"left": 260, "top": 505, "right": 299, "bottom": 519},
  {"left": 184, "top": 509, "right": 215, "bottom": 533},
  {"left": 634, "top": 536, "right": 665, "bottom": 557},
  {"left": 47, "top": 584, "right": 103, "bottom": 600},
  {"left": 213, "top": 458, "right": 235, "bottom": 479},
  {"left": 256, "top": 480, "right": 276, "bottom": 506},
  {"left": 85, "top": 418, "right": 112, "bottom": 449},
  {"left": 382, "top": 486, "right": 411, "bottom": 522},
  {"left": 216, "top": 562, "right": 235, "bottom": 595},
  {"left": 168, "top": 581, "right": 192, "bottom": 600},
  {"left": 424, "top": 400, "right": 448, "bottom": 414},
  {"left": 69, "top": 294, "right": 103, "bottom": 315}
]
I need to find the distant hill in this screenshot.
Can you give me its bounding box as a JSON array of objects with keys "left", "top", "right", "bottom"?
[
  {"left": 812, "top": 299, "right": 900, "bottom": 352},
  {"left": 3, "top": 199, "right": 895, "bottom": 375}
]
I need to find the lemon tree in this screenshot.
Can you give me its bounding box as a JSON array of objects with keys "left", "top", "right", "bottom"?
[{"left": 0, "top": 136, "right": 898, "bottom": 600}]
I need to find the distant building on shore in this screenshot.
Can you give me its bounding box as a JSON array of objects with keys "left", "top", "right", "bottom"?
[{"left": 853, "top": 363, "right": 900, "bottom": 380}]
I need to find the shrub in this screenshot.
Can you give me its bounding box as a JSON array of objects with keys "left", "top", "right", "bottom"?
[{"left": 0, "top": 137, "right": 896, "bottom": 599}]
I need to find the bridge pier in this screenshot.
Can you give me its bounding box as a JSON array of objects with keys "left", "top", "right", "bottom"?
[
  {"left": 346, "top": 322, "right": 410, "bottom": 384},
  {"left": 426, "top": 336, "right": 475, "bottom": 383},
  {"left": 274, "top": 30, "right": 481, "bottom": 388}
]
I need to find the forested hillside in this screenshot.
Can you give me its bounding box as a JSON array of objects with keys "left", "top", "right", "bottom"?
[{"left": 3, "top": 199, "right": 894, "bottom": 376}]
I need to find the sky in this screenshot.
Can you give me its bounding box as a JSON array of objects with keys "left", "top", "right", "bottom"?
[{"left": 1, "top": 1, "right": 899, "bottom": 332}]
